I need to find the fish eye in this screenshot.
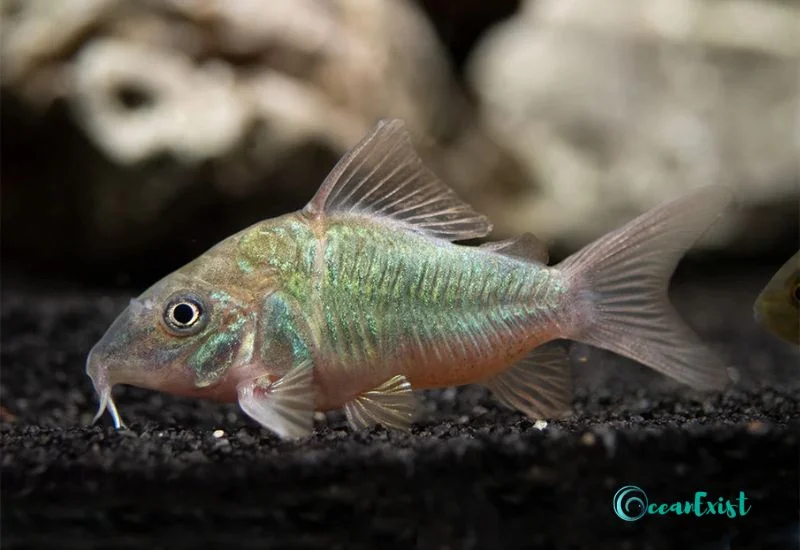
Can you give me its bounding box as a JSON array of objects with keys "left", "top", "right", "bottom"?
[
  {"left": 163, "top": 294, "right": 208, "bottom": 335},
  {"left": 794, "top": 283, "right": 800, "bottom": 304}
]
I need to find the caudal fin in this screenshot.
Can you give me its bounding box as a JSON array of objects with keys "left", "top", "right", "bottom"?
[{"left": 558, "top": 185, "right": 733, "bottom": 390}]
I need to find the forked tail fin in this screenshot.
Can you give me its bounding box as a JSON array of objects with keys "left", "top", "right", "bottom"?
[{"left": 557, "top": 185, "right": 733, "bottom": 390}]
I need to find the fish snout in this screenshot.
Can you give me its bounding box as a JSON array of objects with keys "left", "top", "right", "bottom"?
[
  {"left": 85, "top": 302, "right": 146, "bottom": 388},
  {"left": 86, "top": 344, "right": 107, "bottom": 388}
]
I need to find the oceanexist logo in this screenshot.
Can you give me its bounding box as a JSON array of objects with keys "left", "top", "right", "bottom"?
[{"left": 612, "top": 486, "right": 751, "bottom": 521}]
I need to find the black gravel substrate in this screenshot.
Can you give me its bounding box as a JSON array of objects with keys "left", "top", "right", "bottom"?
[{"left": 2, "top": 263, "right": 799, "bottom": 550}]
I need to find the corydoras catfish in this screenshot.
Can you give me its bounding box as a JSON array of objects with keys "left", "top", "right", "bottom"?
[{"left": 87, "top": 119, "right": 732, "bottom": 438}]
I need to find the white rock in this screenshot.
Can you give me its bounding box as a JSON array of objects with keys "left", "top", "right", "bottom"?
[
  {"left": 467, "top": 0, "right": 800, "bottom": 250},
  {"left": 70, "top": 39, "right": 248, "bottom": 164}
]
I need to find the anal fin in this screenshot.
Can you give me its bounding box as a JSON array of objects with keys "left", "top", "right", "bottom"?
[
  {"left": 344, "top": 375, "right": 415, "bottom": 432},
  {"left": 237, "top": 361, "right": 316, "bottom": 439},
  {"left": 482, "top": 342, "right": 573, "bottom": 420}
]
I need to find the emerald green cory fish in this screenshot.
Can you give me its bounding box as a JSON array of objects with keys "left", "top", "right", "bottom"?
[
  {"left": 87, "top": 119, "right": 732, "bottom": 438},
  {"left": 754, "top": 250, "right": 800, "bottom": 345}
]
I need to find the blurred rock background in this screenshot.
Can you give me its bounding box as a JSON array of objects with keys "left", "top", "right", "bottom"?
[{"left": 1, "top": 0, "right": 798, "bottom": 287}]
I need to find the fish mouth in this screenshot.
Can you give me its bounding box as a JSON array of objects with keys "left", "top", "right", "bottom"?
[{"left": 86, "top": 349, "right": 126, "bottom": 429}]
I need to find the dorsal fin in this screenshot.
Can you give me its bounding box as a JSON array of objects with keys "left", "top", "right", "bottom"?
[
  {"left": 480, "top": 233, "right": 549, "bottom": 264},
  {"left": 304, "top": 119, "right": 493, "bottom": 241}
]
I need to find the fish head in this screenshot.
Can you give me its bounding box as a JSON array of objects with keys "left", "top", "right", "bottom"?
[
  {"left": 754, "top": 251, "right": 800, "bottom": 345},
  {"left": 86, "top": 267, "right": 258, "bottom": 426}
]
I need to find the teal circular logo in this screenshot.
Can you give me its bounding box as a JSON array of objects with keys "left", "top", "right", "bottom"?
[{"left": 613, "top": 486, "right": 648, "bottom": 521}]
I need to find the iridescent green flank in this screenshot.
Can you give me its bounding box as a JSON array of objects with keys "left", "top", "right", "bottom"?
[
  {"left": 237, "top": 214, "right": 565, "bottom": 387},
  {"left": 319, "top": 218, "right": 563, "bottom": 368},
  {"left": 237, "top": 215, "right": 317, "bottom": 293}
]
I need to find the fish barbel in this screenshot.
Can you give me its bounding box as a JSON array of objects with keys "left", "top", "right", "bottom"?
[{"left": 86, "top": 119, "right": 732, "bottom": 438}]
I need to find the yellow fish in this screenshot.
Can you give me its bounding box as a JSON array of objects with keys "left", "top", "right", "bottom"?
[
  {"left": 86, "top": 119, "right": 733, "bottom": 438},
  {"left": 754, "top": 251, "right": 800, "bottom": 344}
]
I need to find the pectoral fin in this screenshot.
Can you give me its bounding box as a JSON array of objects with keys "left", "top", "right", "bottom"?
[
  {"left": 237, "top": 361, "right": 315, "bottom": 439},
  {"left": 344, "top": 375, "right": 415, "bottom": 432},
  {"left": 482, "top": 342, "right": 573, "bottom": 420}
]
